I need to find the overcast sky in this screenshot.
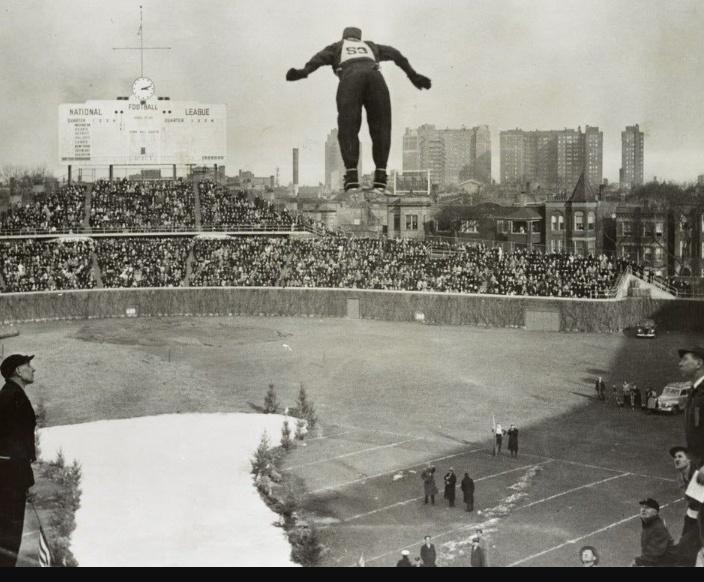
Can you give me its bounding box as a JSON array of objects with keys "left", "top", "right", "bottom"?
[{"left": 1, "top": 0, "right": 703, "bottom": 184}]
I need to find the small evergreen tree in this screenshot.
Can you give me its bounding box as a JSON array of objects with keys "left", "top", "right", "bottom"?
[
  {"left": 290, "top": 524, "right": 323, "bottom": 567},
  {"left": 54, "top": 449, "right": 66, "bottom": 469},
  {"left": 278, "top": 484, "right": 299, "bottom": 522},
  {"left": 251, "top": 431, "right": 273, "bottom": 476},
  {"left": 280, "top": 419, "right": 292, "bottom": 450},
  {"left": 264, "top": 383, "right": 280, "bottom": 414},
  {"left": 34, "top": 401, "right": 47, "bottom": 459},
  {"left": 295, "top": 418, "right": 306, "bottom": 441},
  {"left": 296, "top": 384, "right": 318, "bottom": 430}
]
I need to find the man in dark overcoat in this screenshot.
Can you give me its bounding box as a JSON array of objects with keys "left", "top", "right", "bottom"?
[
  {"left": 461, "top": 472, "right": 475, "bottom": 513},
  {"left": 0, "top": 354, "right": 37, "bottom": 567},
  {"left": 443, "top": 468, "right": 457, "bottom": 507}
]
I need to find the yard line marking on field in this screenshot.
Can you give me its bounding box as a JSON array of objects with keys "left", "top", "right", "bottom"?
[
  {"left": 508, "top": 497, "right": 685, "bottom": 567},
  {"left": 308, "top": 448, "right": 486, "bottom": 495},
  {"left": 327, "top": 422, "right": 468, "bottom": 446},
  {"left": 515, "top": 473, "right": 629, "bottom": 511},
  {"left": 358, "top": 469, "right": 631, "bottom": 566},
  {"left": 307, "top": 430, "right": 354, "bottom": 442},
  {"left": 515, "top": 451, "right": 677, "bottom": 483},
  {"left": 341, "top": 461, "right": 553, "bottom": 523},
  {"left": 283, "top": 438, "right": 421, "bottom": 471}
]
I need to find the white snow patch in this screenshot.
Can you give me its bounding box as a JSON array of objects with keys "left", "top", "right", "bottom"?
[
  {"left": 439, "top": 464, "right": 544, "bottom": 563},
  {"left": 39, "top": 413, "right": 298, "bottom": 567}
]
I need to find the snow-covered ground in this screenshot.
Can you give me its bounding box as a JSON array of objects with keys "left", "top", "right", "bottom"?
[{"left": 39, "top": 413, "right": 297, "bottom": 567}]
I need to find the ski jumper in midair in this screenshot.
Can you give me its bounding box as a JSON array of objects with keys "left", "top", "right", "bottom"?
[{"left": 286, "top": 26, "right": 431, "bottom": 194}]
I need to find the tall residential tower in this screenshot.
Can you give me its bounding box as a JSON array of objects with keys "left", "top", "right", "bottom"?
[
  {"left": 620, "top": 124, "right": 644, "bottom": 189},
  {"left": 402, "top": 125, "right": 492, "bottom": 188}
]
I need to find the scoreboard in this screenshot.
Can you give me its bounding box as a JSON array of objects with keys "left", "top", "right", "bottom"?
[{"left": 58, "top": 98, "right": 226, "bottom": 166}]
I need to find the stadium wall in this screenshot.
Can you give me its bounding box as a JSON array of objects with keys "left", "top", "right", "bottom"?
[{"left": 1, "top": 288, "right": 703, "bottom": 333}]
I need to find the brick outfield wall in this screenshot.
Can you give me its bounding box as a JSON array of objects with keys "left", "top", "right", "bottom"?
[{"left": 0, "top": 287, "right": 702, "bottom": 333}]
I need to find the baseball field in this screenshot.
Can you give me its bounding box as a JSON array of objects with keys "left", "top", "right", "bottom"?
[{"left": 3, "top": 315, "right": 692, "bottom": 567}]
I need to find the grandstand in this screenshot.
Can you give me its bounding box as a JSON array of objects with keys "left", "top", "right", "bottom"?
[{"left": 0, "top": 183, "right": 638, "bottom": 300}]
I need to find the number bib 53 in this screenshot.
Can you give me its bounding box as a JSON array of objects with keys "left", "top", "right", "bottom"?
[{"left": 340, "top": 39, "right": 376, "bottom": 65}]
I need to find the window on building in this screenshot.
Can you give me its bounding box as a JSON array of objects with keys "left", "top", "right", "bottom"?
[
  {"left": 512, "top": 221, "right": 527, "bottom": 234},
  {"left": 681, "top": 240, "right": 691, "bottom": 258},
  {"left": 655, "top": 222, "right": 664, "bottom": 238},
  {"left": 497, "top": 220, "right": 506, "bottom": 234},
  {"left": 551, "top": 215, "right": 558, "bottom": 232},
  {"left": 405, "top": 214, "right": 418, "bottom": 231},
  {"left": 654, "top": 247, "right": 663, "bottom": 265},
  {"left": 532, "top": 221, "right": 541, "bottom": 233},
  {"left": 574, "top": 211, "right": 584, "bottom": 232},
  {"left": 621, "top": 221, "right": 632, "bottom": 235},
  {"left": 461, "top": 219, "right": 479, "bottom": 233},
  {"left": 558, "top": 215, "right": 564, "bottom": 231},
  {"left": 587, "top": 212, "right": 595, "bottom": 231},
  {"left": 643, "top": 246, "right": 653, "bottom": 263}
]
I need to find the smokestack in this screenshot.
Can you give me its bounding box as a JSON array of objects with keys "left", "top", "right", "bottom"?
[{"left": 292, "top": 148, "right": 299, "bottom": 196}]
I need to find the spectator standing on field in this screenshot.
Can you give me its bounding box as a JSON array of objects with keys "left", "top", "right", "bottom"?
[
  {"left": 443, "top": 467, "right": 457, "bottom": 507},
  {"left": 396, "top": 550, "right": 412, "bottom": 567},
  {"left": 668, "top": 445, "right": 701, "bottom": 566},
  {"left": 470, "top": 534, "right": 487, "bottom": 567},
  {"left": 420, "top": 536, "right": 437, "bottom": 567},
  {"left": 632, "top": 498, "right": 676, "bottom": 567},
  {"left": 507, "top": 424, "right": 519, "bottom": 457},
  {"left": 461, "top": 472, "right": 475, "bottom": 513},
  {"left": 421, "top": 466, "right": 438, "bottom": 505},
  {"left": 492, "top": 423, "right": 505, "bottom": 456},
  {"left": 0, "top": 354, "right": 37, "bottom": 568}
]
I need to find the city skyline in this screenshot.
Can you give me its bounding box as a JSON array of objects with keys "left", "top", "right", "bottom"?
[{"left": 1, "top": 0, "right": 703, "bottom": 185}]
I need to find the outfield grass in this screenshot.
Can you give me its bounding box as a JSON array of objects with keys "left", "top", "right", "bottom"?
[{"left": 3, "top": 316, "right": 693, "bottom": 566}]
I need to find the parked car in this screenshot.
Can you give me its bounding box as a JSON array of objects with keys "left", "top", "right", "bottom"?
[
  {"left": 635, "top": 319, "right": 656, "bottom": 338},
  {"left": 656, "top": 382, "right": 691, "bottom": 414}
]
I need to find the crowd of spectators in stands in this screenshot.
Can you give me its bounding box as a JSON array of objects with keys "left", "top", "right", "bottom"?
[
  {"left": 0, "top": 235, "right": 634, "bottom": 296},
  {"left": 0, "top": 239, "right": 95, "bottom": 292},
  {"left": 95, "top": 237, "right": 191, "bottom": 288},
  {"left": 187, "top": 237, "right": 627, "bottom": 298},
  {"left": 198, "top": 181, "right": 296, "bottom": 230},
  {"left": 0, "top": 184, "right": 87, "bottom": 234},
  {"left": 89, "top": 179, "right": 196, "bottom": 231},
  {"left": 0, "top": 178, "right": 329, "bottom": 236}
]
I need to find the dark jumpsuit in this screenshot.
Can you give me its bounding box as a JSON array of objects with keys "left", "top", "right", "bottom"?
[{"left": 299, "top": 40, "right": 422, "bottom": 172}]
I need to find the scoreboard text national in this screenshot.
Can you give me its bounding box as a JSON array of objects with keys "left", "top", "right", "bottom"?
[{"left": 58, "top": 98, "right": 226, "bottom": 166}]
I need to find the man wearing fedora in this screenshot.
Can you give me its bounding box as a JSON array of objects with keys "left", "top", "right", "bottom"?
[
  {"left": 678, "top": 346, "right": 704, "bottom": 474},
  {"left": 632, "top": 498, "right": 676, "bottom": 567},
  {"left": 0, "top": 354, "right": 37, "bottom": 567},
  {"left": 286, "top": 27, "right": 431, "bottom": 195},
  {"left": 668, "top": 445, "right": 702, "bottom": 566}
]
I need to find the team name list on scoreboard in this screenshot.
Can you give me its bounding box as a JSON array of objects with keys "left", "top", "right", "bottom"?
[{"left": 58, "top": 100, "right": 227, "bottom": 166}]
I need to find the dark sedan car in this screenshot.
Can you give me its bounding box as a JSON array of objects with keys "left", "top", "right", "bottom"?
[{"left": 635, "top": 319, "right": 656, "bottom": 338}]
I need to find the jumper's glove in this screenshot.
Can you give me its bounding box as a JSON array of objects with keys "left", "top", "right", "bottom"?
[
  {"left": 286, "top": 68, "right": 308, "bottom": 82},
  {"left": 409, "top": 73, "right": 432, "bottom": 90}
]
